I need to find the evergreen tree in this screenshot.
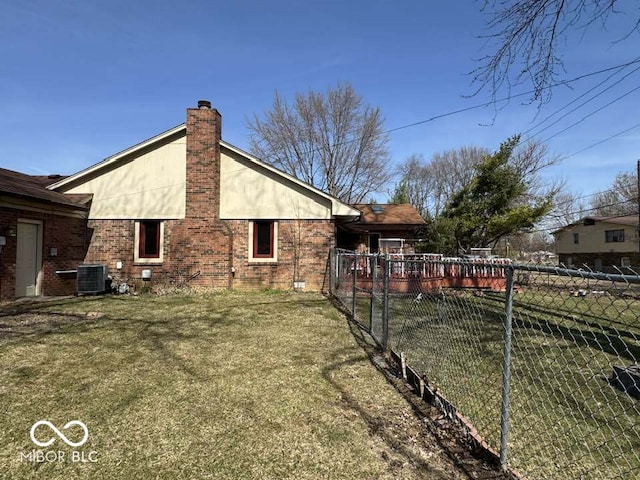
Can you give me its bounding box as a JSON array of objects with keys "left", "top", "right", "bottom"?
[{"left": 442, "top": 135, "right": 553, "bottom": 254}]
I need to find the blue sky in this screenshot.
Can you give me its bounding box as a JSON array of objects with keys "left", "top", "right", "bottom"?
[{"left": 1, "top": 0, "right": 639, "bottom": 204}]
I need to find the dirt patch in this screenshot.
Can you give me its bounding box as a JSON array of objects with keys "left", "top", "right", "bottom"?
[{"left": 347, "top": 320, "right": 515, "bottom": 480}]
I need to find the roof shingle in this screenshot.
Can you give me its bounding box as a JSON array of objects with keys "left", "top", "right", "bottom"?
[{"left": 0, "top": 168, "right": 89, "bottom": 209}]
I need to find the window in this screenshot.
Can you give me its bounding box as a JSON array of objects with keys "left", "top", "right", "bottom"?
[
  {"left": 135, "top": 221, "right": 164, "bottom": 264},
  {"left": 379, "top": 238, "right": 405, "bottom": 254},
  {"left": 573, "top": 233, "right": 579, "bottom": 244},
  {"left": 249, "top": 221, "right": 277, "bottom": 262},
  {"left": 605, "top": 229, "right": 625, "bottom": 243},
  {"left": 621, "top": 257, "right": 631, "bottom": 268},
  {"left": 369, "top": 233, "right": 380, "bottom": 253},
  {"left": 254, "top": 221, "right": 273, "bottom": 257}
]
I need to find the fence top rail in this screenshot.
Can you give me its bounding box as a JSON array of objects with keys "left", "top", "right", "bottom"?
[{"left": 512, "top": 263, "right": 640, "bottom": 284}]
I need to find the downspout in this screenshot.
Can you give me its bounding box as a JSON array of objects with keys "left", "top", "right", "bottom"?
[{"left": 221, "top": 222, "right": 234, "bottom": 290}]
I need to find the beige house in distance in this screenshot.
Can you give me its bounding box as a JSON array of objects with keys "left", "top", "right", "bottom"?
[{"left": 553, "top": 215, "right": 639, "bottom": 270}]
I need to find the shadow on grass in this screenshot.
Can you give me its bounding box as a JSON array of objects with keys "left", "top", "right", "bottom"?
[
  {"left": 324, "top": 315, "right": 510, "bottom": 480},
  {"left": 479, "top": 292, "right": 640, "bottom": 359},
  {"left": 321, "top": 353, "right": 456, "bottom": 480}
]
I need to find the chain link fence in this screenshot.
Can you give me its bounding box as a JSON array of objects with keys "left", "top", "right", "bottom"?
[{"left": 330, "top": 248, "right": 640, "bottom": 480}]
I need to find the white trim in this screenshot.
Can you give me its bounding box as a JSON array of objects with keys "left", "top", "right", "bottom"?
[
  {"left": 248, "top": 220, "right": 278, "bottom": 263},
  {"left": 134, "top": 220, "right": 164, "bottom": 265}
]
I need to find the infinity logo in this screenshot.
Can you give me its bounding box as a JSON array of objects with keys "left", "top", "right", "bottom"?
[{"left": 30, "top": 420, "right": 89, "bottom": 448}]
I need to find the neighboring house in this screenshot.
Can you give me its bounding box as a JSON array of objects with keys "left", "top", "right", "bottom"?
[
  {"left": 45, "top": 100, "right": 361, "bottom": 293},
  {"left": 0, "top": 168, "right": 90, "bottom": 300},
  {"left": 337, "top": 203, "right": 426, "bottom": 254},
  {"left": 553, "top": 215, "right": 639, "bottom": 270}
]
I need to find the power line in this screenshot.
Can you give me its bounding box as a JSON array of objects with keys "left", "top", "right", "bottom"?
[
  {"left": 522, "top": 60, "right": 640, "bottom": 140},
  {"left": 551, "top": 182, "right": 638, "bottom": 209},
  {"left": 546, "top": 198, "right": 637, "bottom": 220},
  {"left": 540, "top": 84, "right": 640, "bottom": 144},
  {"left": 562, "top": 121, "right": 640, "bottom": 160},
  {"left": 385, "top": 58, "right": 640, "bottom": 135}
]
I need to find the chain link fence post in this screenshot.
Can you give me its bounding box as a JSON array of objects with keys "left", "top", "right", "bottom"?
[
  {"left": 352, "top": 252, "right": 357, "bottom": 320},
  {"left": 369, "top": 255, "right": 377, "bottom": 334},
  {"left": 382, "top": 254, "right": 390, "bottom": 350},
  {"left": 329, "top": 248, "right": 335, "bottom": 296},
  {"left": 500, "top": 264, "right": 515, "bottom": 470}
]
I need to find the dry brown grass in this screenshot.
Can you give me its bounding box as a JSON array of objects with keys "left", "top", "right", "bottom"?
[{"left": 0, "top": 291, "right": 490, "bottom": 480}]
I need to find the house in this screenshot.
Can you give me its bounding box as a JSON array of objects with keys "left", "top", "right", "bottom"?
[
  {"left": 553, "top": 215, "right": 639, "bottom": 270},
  {"left": 41, "top": 100, "right": 361, "bottom": 293},
  {"left": 0, "top": 168, "right": 90, "bottom": 299},
  {"left": 337, "top": 203, "right": 426, "bottom": 254}
]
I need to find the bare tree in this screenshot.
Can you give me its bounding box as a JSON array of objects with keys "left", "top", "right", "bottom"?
[
  {"left": 510, "top": 138, "right": 564, "bottom": 205},
  {"left": 474, "top": 1, "right": 640, "bottom": 104},
  {"left": 393, "top": 154, "right": 434, "bottom": 218},
  {"left": 428, "top": 146, "right": 489, "bottom": 216},
  {"left": 590, "top": 170, "right": 638, "bottom": 215},
  {"left": 395, "top": 138, "right": 559, "bottom": 221},
  {"left": 394, "top": 146, "right": 488, "bottom": 217},
  {"left": 247, "top": 83, "right": 391, "bottom": 203},
  {"left": 548, "top": 190, "right": 587, "bottom": 227}
]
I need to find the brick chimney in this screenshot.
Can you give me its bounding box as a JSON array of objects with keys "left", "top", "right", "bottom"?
[{"left": 186, "top": 100, "right": 222, "bottom": 220}]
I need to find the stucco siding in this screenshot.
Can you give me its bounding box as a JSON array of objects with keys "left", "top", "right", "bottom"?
[
  {"left": 219, "top": 148, "right": 333, "bottom": 220},
  {"left": 65, "top": 136, "right": 186, "bottom": 220}
]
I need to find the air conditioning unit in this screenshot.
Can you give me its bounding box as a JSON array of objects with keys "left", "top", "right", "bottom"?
[{"left": 77, "top": 264, "right": 108, "bottom": 295}]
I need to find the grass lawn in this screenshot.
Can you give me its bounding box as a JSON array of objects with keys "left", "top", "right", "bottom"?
[
  {"left": 0, "top": 291, "right": 484, "bottom": 480},
  {"left": 371, "top": 288, "right": 640, "bottom": 480}
]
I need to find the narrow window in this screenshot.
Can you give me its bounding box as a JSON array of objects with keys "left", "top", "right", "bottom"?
[
  {"left": 573, "top": 233, "right": 579, "bottom": 244},
  {"left": 135, "top": 221, "right": 164, "bottom": 263},
  {"left": 253, "top": 221, "right": 274, "bottom": 258}
]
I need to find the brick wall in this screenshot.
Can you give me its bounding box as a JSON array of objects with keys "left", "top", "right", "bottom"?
[
  {"left": 54, "top": 102, "right": 337, "bottom": 294},
  {"left": 227, "top": 219, "right": 335, "bottom": 291},
  {"left": 83, "top": 104, "right": 233, "bottom": 290},
  {"left": 84, "top": 217, "right": 334, "bottom": 292},
  {"left": 0, "top": 206, "right": 89, "bottom": 300},
  {"left": 172, "top": 102, "right": 231, "bottom": 288}
]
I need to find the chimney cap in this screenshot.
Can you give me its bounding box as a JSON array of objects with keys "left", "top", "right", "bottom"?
[{"left": 197, "top": 100, "right": 212, "bottom": 109}]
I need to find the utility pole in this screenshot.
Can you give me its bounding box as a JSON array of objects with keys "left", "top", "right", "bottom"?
[{"left": 637, "top": 160, "right": 639, "bottom": 255}]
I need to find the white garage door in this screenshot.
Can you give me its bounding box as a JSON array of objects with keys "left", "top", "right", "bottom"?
[{"left": 16, "top": 222, "right": 41, "bottom": 297}]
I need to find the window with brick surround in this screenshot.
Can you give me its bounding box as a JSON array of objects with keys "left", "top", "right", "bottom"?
[
  {"left": 134, "top": 220, "right": 164, "bottom": 264},
  {"left": 605, "top": 229, "right": 625, "bottom": 243},
  {"left": 249, "top": 220, "right": 277, "bottom": 262}
]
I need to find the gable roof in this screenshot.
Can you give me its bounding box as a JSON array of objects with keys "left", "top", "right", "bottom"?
[
  {"left": 354, "top": 204, "right": 426, "bottom": 225},
  {"left": 0, "top": 167, "right": 89, "bottom": 209},
  {"left": 48, "top": 124, "right": 360, "bottom": 218},
  {"left": 552, "top": 215, "right": 639, "bottom": 234}
]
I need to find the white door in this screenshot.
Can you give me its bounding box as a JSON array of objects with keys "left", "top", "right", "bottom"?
[{"left": 16, "top": 222, "right": 41, "bottom": 297}]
